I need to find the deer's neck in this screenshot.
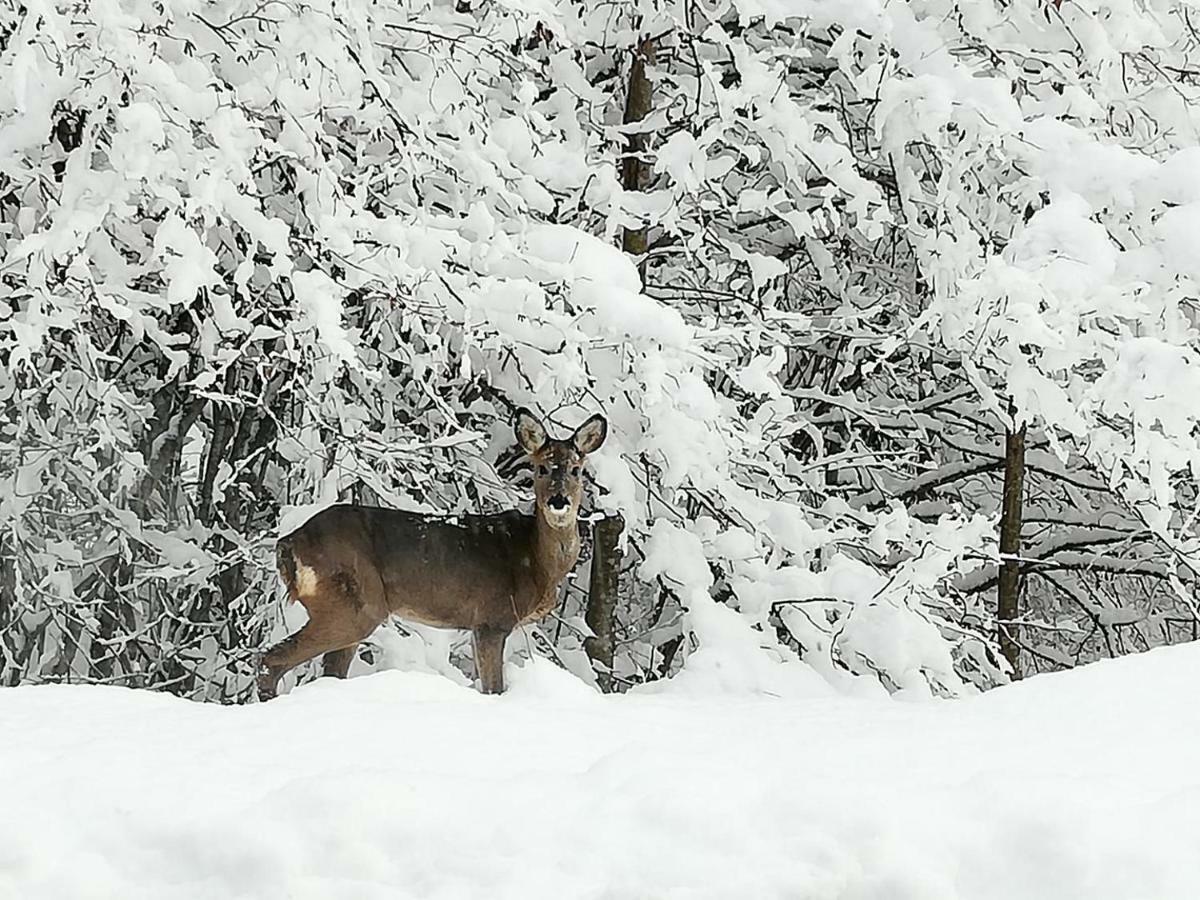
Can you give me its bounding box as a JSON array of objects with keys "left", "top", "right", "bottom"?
[{"left": 532, "top": 509, "right": 580, "bottom": 591}]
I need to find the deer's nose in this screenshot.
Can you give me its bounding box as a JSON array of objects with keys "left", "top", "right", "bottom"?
[{"left": 547, "top": 495, "right": 570, "bottom": 511}]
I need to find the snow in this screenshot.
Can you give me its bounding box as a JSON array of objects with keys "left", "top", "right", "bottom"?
[{"left": 5, "top": 645, "right": 1200, "bottom": 899}]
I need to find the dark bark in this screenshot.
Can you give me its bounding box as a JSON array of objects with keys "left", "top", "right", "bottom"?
[
  {"left": 997, "top": 422, "right": 1027, "bottom": 678},
  {"left": 656, "top": 634, "right": 684, "bottom": 678},
  {"left": 585, "top": 514, "right": 623, "bottom": 691},
  {"left": 0, "top": 528, "right": 19, "bottom": 685},
  {"left": 136, "top": 383, "right": 203, "bottom": 516},
  {"left": 621, "top": 37, "right": 657, "bottom": 273},
  {"left": 605, "top": 36, "right": 655, "bottom": 686}
]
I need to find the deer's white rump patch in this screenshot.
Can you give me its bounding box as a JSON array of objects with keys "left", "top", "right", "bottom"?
[{"left": 295, "top": 562, "right": 320, "bottom": 596}]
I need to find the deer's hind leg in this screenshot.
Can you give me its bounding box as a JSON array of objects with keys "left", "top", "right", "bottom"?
[
  {"left": 258, "top": 563, "right": 386, "bottom": 702},
  {"left": 322, "top": 645, "right": 358, "bottom": 679}
]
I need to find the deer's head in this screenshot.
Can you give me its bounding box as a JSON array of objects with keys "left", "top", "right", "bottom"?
[{"left": 514, "top": 408, "right": 607, "bottom": 529}]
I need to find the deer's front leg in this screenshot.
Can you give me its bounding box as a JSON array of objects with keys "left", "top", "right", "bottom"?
[{"left": 472, "top": 625, "right": 509, "bottom": 694}]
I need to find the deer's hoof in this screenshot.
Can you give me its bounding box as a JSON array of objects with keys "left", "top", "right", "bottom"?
[{"left": 256, "top": 669, "right": 279, "bottom": 703}]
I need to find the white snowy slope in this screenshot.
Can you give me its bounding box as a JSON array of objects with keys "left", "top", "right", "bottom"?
[{"left": 3, "top": 646, "right": 1200, "bottom": 900}]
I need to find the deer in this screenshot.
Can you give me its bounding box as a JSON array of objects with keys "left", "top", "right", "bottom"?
[{"left": 257, "top": 407, "right": 607, "bottom": 700}]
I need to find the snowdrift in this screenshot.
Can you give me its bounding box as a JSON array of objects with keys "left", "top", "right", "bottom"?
[{"left": 3, "top": 646, "right": 1200, "bottom": 900}]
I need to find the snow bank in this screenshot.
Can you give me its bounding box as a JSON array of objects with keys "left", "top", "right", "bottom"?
[{"left": 4, "top": 646, "right": 1200, "bottom": 899}]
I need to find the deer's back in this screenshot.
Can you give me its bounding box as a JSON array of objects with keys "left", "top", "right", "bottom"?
[{"left": 279, "top": 504, "right": 541, "bottom": 630}]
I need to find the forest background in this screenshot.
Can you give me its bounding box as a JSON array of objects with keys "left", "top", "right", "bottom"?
[{"left": 4, "top": 0, "right": 1200, "bottom": 702}]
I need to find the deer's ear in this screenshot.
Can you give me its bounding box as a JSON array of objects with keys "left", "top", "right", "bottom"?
[
  {"left": 573, "top": 414, "right": 607, "bottom": 455},
  {"left": 514, "top": 408, "right": 548, "bottom": 454}
]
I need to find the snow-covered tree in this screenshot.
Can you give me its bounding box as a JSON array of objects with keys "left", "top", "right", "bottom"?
[{"left": 3, "top": 0, "right": 1200, "bottom": 701}]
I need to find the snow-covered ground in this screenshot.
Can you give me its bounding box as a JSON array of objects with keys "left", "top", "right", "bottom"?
[{"left": 3, "top": 646, "right": 1200, "bottom": 900}]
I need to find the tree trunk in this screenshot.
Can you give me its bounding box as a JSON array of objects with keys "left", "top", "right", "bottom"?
[
  {"left": 997, "top": 421, "right": 1027, "bottom": 679},
  {"left": 585, "top": 514, "right": 623, "bottom": 691},
  {"left": 621, "top": 36, "right": 657, "bottom": 271},
  {"left": 600, "top": 34, "right": 655, "bottom": 688}
]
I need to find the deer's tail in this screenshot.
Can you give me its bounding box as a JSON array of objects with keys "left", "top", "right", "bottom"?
[{"left": 275, "top": 538, "right": 300, "bottom": 605}]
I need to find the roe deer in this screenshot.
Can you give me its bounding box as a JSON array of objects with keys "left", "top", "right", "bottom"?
[{"left": 257, "top": 408, "right": 607, "bottom": 699}]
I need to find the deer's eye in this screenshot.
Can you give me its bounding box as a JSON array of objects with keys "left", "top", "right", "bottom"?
[
  {"left": 570, "top": 466, "right": 581, "bottom": 476},
  {"left": 536, "top": 464, "right": 549, "bottom": 476}
]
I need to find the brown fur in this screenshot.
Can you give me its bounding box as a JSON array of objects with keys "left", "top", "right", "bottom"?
[
  {"left": 276, "top": 539, "right": 299, "bottom": 604},
  {"left": 257, "top": 408, "right": 607, "bottom": 699}
]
